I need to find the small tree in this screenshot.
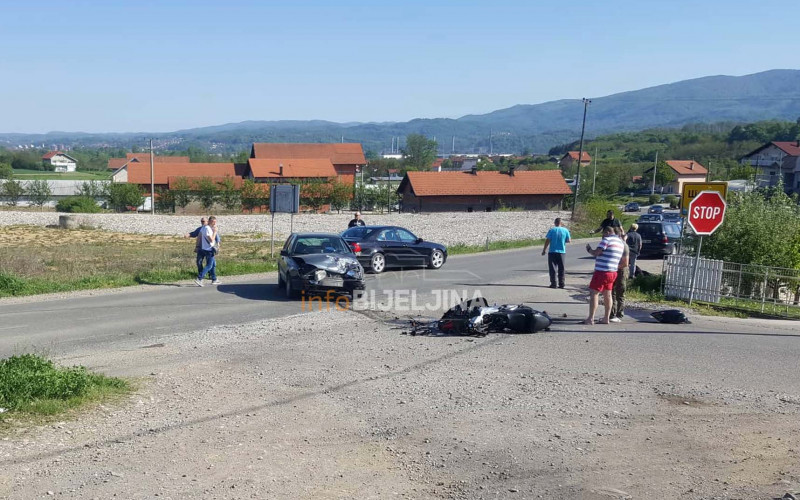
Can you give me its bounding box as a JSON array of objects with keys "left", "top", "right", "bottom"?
[
  {"left": 2, "top": 179, "right": 24, "bottom": 206},
  {"left": 155, "top": 187, "right": 175, "bottom": 213},
  {"left": 107, "top": 183, "right": 144, "bottom": 212},
  {"left": 171, "top": 176, "right": 193, "bottom": 212},
  {"left": 329, "top": 178, "right": 353, "bottom": 213},
  {"left": 0, "top": 162, "right": 12, "bottom": 179},
  {"left": 240, "top": 179, "right": 260, "bottom": 213},
  {"left": 217, "top": 176, "right": 241, "bottom": 212},
  {"left": 301, "top": 181, "right": 331, "bottom": 213},
  {"left": 403, "top": 134, "right": 438, "bottom": 170},
  {"left": 27, "top": 180, "right": 52, "bottom": 209},
  {"left": 193, "top": 177, "right": 218, "bottom": 211},
  {"left": 77, "top": 180, "right": 107, "bottom": 199}
]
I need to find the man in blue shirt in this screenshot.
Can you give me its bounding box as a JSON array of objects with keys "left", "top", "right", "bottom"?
[{"left": 541, "top": 217, "right": 571, "bottom": 289}]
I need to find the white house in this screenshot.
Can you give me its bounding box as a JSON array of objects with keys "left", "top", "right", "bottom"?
[
  {"left": 739, "top": 141, "right": 800, "bottom": 194},
  {"left": 42, "top": 151, "right": 78, "bottom": 172}
]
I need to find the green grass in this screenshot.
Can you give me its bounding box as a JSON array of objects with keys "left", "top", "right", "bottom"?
[
  {"left": 0, "top": 354, "right": 131, "bottom": 420},
  {"left": 11, "top": 169, "right": 110, "bottom": 180}
]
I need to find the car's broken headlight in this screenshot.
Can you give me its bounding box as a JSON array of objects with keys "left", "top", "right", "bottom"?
[
  {"left": 345, "top": 263, "right": 363, "bottom": 279},
  {"left": 314, "top": 269, "right": 327, "bottom": 282}
]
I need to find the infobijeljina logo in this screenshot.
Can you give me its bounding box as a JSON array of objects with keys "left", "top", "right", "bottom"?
[{"left": 300, "top": 289, "right": 485, "bottom": 312}]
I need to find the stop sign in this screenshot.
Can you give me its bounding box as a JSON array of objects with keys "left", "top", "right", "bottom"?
[{"left": 687, "top": 190, "right": 727, "bottom": 235}]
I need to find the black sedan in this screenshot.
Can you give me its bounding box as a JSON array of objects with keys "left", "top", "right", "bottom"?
[
  {"left": 278, "top": 233, "right": 366, "bottom": 298},
  {"left": 624, "top": 202, "right": 640, "bottom": 212},
  {"left": 341, "top": 225, "right": 447, "bottom": 273}
]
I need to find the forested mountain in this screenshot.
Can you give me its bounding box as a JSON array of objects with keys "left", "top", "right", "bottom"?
[{"left": 2, "top": 70, "right": 799, "bottom": 155}]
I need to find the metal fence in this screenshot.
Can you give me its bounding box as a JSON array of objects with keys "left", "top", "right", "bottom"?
[{"left": 663, "top": 256, "right": 800, "bottom": 318}]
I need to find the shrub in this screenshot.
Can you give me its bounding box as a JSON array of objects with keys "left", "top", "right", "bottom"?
[
  {"left": 56, "top": 196, "right": 102, "bottom": 213},
  {"left": 648, "top": 194, "right": 661, "bottom": 205},
  {"left": 665, "top": 195, "right": 678, "bottom": 208},
  {"left": 573, "top": 196, "right": 618, "bottom": 230}
]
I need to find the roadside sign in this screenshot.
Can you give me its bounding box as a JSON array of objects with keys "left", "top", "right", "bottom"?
[
  {"left": 687, "top": 191, "right": 727, "bottom": 236},
  {"left": 681, "top": 181, "right": 727, "bottom": 215}
]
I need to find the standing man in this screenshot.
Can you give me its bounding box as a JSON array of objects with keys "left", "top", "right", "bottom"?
[
  {"left": 186, "top": 217, "right": 208, "bottom": 278},
  {"left": 609, "top": 226, "right": 630, "bottom": 323},
  {"left": 348, "top": 212, "right": 365, "bottom": 228},
  {"left": 592, "top": 210, "right": 622, "bottom": 234},
  {"left": 195, "top": 216, "right": 221, "bottom": 286},
  {"left": 583, "top": 226, "right": 624, "bottom": 325},
  {"left": 541, "top": 217, "right": 571, "bottom": 289},
  {"left": 626, "top": 223, "right": 642, "bottom": 276}
]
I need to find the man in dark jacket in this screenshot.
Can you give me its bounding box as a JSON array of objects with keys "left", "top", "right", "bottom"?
[
  {"left": 626, "top": 223, "right": 643, "bottom": 276},
  {"left": 348, "top": 212, "right": 365, "bottom": 228}
]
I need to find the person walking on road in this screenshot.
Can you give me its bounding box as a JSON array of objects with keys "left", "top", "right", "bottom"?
[
  {"left": 195, "top": 216, "right": 221, "bottom": 286},
  {"left": 583, "top": 226, "right": 624, "bottom": 325},
  {"left": 348, "top": 212, "right": 365, "bottom": 228},
  {"left": 609, "top": 226, "right": 630, "bottom": 323},
  {"left": 541, "top": 217, "right": 571, "bottom": 289},
  {"left": 186, "top": 216, "right": 220, "bottom": 278},
  {"left": 626, "top": 223, "right": 642, "bottom": 276},
  {"left": 592, "top": 210, "right": 621, "bottom": 234}
]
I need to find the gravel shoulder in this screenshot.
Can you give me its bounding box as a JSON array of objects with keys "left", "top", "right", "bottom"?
[{"left": 2, "top": 308, "right": 799, "bottom": 499}]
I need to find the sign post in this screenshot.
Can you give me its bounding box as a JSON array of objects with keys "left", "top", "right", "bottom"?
[
  {"left": 269, "top": 184, "right": 300, "bottom": 257},
  {"left": 686, "top": 191, "right": 727, "bottom": 305}
]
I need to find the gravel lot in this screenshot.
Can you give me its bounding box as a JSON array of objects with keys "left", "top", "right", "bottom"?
[
  {"left": 2, "top": 309, "right": 799, "bottom": 499},
  {"left": 0, "top": 210, "right": 569, "bottom": 246}
]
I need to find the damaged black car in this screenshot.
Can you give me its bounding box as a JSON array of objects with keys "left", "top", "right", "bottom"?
[{"left": 278, "top": 233, "right": 366, "bottom": 298}]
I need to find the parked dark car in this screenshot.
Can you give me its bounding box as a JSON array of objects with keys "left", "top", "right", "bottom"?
[
  {"left": 624, "top": 202, "right": 640, "bottom": 212},
  {"left": 662, "top": 212, "right": 681, "bottom": 223},
  {"left": 648, "top": 204, "right": 664, "bottom": 214},
  {"left": 637, "top": 222, "right": 682, "bottom": 257},
  {"left": 278, "top": 233, "right": 366, "bottom": 298},
  {"left": 341, "top": 225, "right": 448, "bottom": 273},
  {"left": 638, "top": 213, "right": 663, "bottom": 223}
]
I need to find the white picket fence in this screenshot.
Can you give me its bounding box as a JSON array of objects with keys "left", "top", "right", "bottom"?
[{"left": 663, "top": 254, "right": 724, "bottom": 303}]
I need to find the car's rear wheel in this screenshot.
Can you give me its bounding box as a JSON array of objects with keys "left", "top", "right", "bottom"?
[
  {"left": 428, "top": 249, "right": 445, "bottom": 269},
  {"left": 370, "top": 253, "right": 386, "bottom": 273}
]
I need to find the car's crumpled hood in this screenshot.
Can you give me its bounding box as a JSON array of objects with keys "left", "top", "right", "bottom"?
[{"left": 297, "top": 253, "right": 360, "bottom": 274}]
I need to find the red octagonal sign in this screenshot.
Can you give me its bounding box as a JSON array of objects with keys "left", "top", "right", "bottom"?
[{"left": 687, "top": 190, "right": 727, "bottom": 235}]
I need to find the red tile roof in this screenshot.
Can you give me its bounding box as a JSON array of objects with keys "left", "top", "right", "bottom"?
[
  {"left": 42, "top": 151, "right": 62, "bottom": 160},
  {"left": 402, "top": 170, "right": 572, "bottom": 196},
  {"left": 565, "top": 151, "right": 591, "bottom": 162},
  {"left": 108, "top": 154, "right": 190, "bottom": 169},
  {"left": 126, "top": 162, "right": 237, "bottom": 184},
  {"left": 773, "top": 141, "right": 800, "bottom": 156},
  {"left": 251, "top": 143, "right": 366, "bottom": 165},
  {"left": 248, "top": 158, "right": 337, "bottom": 178},
  {"left": 665, "top": 160, "right": 708, "bottom": 176},
  {"left": 167, "top": 176, "right": 242, "bottom": 189}
]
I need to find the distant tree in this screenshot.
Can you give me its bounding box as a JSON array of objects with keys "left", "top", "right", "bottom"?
[
  {"left": 300, "top": 181, "right": 331, "bottom": 213},
  {"left": 155, "top": 187, "right": 175, "bottom": 213},
  {"left": 77, "top": 180, "right": 107, "bottom": 199},
  {"left": 193, "top": 177, "right": 218, "bottom": 211},
  {"left": 107, "top": 183, "right": 144, "bottom": 212},
  {"left": 27, "top": 180, "right": 52, "bottom": 209},
  {"left": 231, "top": 150, "right": 249, "bottom": 164},
  {"left": 171, "top": 177, "right": 193, "bottom": 211},
  {"left": 2, "top": 179, "right": 24, "bottom": 206},
  {"left": 240, "top": 179, "right": 265, "bottom": 213},
  {"left": 0, "top": 162, "right": 12, "bottom": 179},
  {"left": 217, "top": 176, "right": 241, "bottom": 212},
  {"left": 329, "top": 178, "right": 354, "bottom": 213},
  {"left": 402, "top": 134, "right": 437, "bottom": 170}
]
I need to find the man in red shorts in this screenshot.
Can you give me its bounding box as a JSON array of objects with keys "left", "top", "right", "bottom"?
[{"left": 583, "top": 226, "right": 625, "bottom": 325}]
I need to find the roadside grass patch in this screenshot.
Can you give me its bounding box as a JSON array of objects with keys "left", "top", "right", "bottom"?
[
  {"left": 449, "top": 238, "right": 545, "bottom": 255},
  {"left": 0, "top": 226, "right": 278, "bottom": 297},
  {"left": 0, "top": 354, "right": 131, "bottom": 420}
]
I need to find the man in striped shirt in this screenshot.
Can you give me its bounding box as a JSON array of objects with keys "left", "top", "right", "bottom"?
[{"left": 583, "top": 226, "right": 625, "bottom": 325}]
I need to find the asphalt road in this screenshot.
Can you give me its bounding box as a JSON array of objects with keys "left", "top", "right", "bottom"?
[{"left": 0, "top": 245, "right": 794, "bottom": 360}]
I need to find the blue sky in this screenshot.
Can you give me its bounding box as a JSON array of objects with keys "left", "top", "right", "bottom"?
[{"left": 2, "top": 0, "right": 798, "bottom": 133}]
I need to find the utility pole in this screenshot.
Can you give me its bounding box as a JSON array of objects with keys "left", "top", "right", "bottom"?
[
  {"left": 149, "top": 139, "right": 155, "bottom": 215},
  {"left": 592, "top": 146, "right": 598, "bottom": 195},
  {"left": 570, "top": 98, "right": 591, "bottom": 219},
  {"left": 489, "top": 129, "right": 493, "bottom": 155},
  {"left": 452, "top": 136, "right": 455, "bottom": 154},
  {"left": 651, "top": 151, "right": 658, "bottom": 196}
]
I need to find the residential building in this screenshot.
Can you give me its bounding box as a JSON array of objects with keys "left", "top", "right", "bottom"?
[
  {"left": 41, "top": 151, "right": 77, "bottom": 172},
  {"left": 663, "top": 160, "right": 708, "bottom": 194},
  {"left": 249, "top": 143, "right": 366, "bottom": 186},
  {"left": 397, "top": 168, "right": 571, "bottom": 212},
  {"left": 244, "top": 158, "right": 337, "bottom": 183},
  {"left": 107, "top": 153, "right": 190, "bottom": 170},
  {"left": 558, "top": 151, "right": 591, "bottom": 170},
  {"left": 739, "top": 141, "right": 800, "bottom": 194},
  {"left": 113, "top": 162, "right": 244, "bottom": 191}
]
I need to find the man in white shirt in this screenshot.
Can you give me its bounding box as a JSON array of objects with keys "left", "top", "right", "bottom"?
[
  {"left": 583, "top": 226, "right": 624, "bottom": 325},
  {"left": 195, "top": 216, "right": 221, "bottom": 286}
]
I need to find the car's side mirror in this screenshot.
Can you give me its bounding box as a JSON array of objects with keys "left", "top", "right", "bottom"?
[
  {"left": 280, "top": 249, "right": 288, "bottom": 257},
  {"left": 415, "top": 238, "right": 423, "bottom": 244}
]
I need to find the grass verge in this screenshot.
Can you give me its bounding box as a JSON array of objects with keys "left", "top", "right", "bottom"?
[{"left": 0, "top": 354, "right": 131, "bottom": 426}]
